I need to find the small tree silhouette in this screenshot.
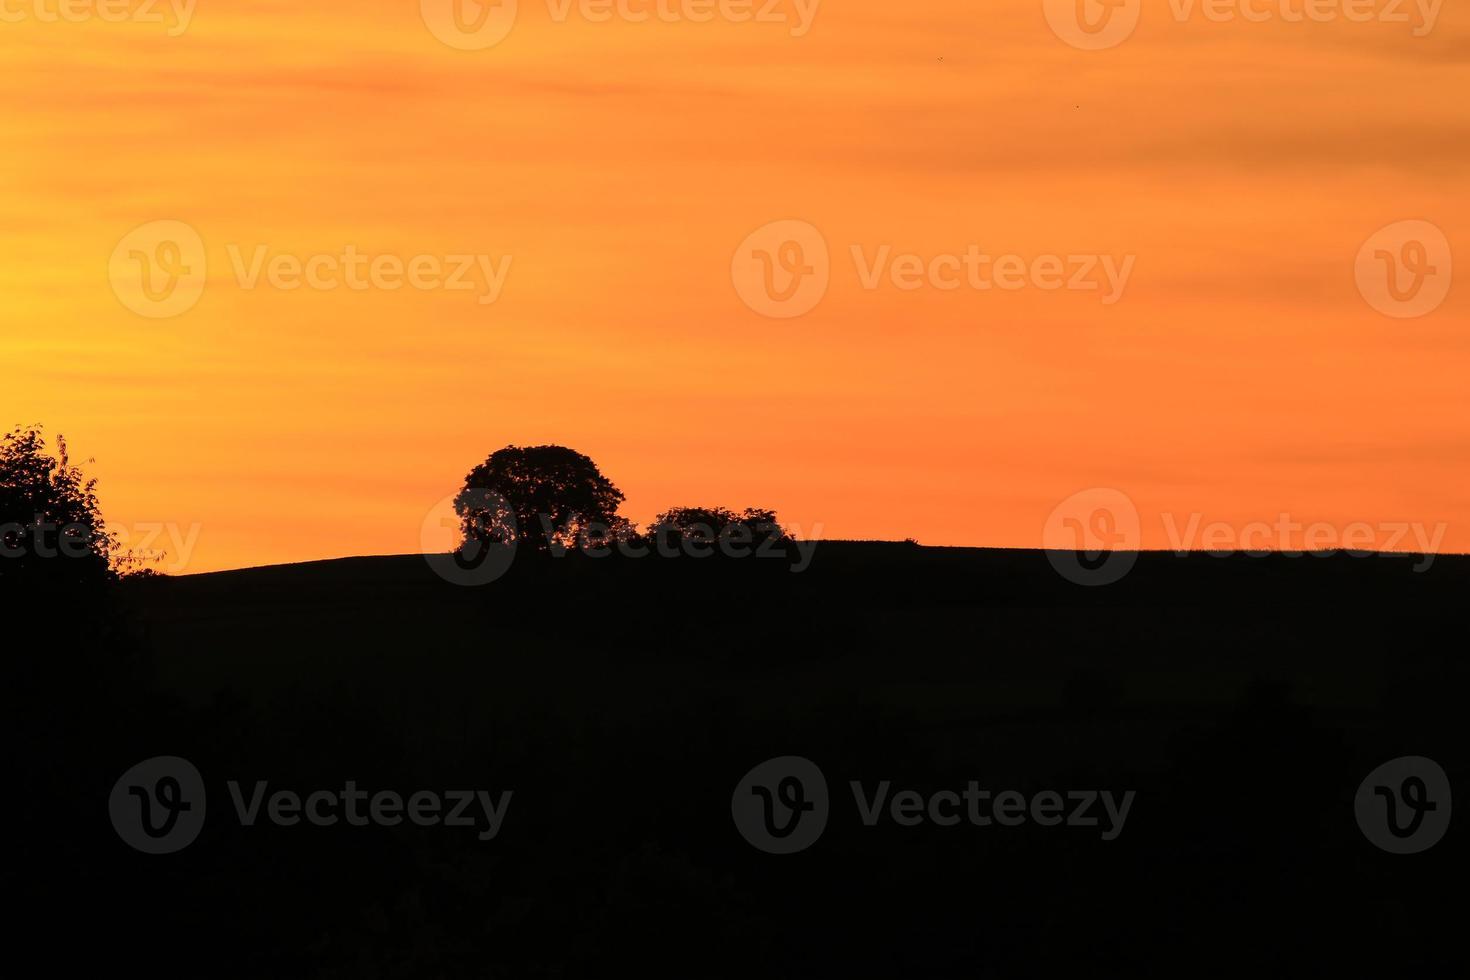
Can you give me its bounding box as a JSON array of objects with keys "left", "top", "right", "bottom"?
[
  {"left": 456, "top": 445, "right": 625, "bottom": 554},
  {"left": 0, "top": 425, "right": 114, "bottom": 588},
  {"left": 649, "top": 507, "right": 790, "bottom": 548}
]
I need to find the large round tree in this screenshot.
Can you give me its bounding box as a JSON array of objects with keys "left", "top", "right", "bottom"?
[{"left": 455, "top": 445, "right": 624, "bottom": 554}]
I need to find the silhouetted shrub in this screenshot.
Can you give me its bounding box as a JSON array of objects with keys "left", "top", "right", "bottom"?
[{"left": 648, "top": 507, "right": 790, "bottom": 550}]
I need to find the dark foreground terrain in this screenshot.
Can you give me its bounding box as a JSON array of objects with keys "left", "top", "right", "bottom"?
[{"left": 11, "top": 544, "right": 1465, "bottom": 976}]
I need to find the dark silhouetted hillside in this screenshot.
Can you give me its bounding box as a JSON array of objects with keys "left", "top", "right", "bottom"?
[{"left": 17, "top": 544, "right": 1465, "bottom": 977}]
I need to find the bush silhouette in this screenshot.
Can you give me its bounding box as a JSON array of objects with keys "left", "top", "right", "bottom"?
[
  {"left": 456, "top": 445, "right": 625, "bottom": 554},
  {"left": 649, "top": 507, "right": 790, "bottom": 549}
]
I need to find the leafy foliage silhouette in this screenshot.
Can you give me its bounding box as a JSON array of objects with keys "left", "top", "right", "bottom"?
[
  {"left": 0, "top": 425, "right": 114, "bottom": 588},
  {"left": 456, "top": 445, "right": 625, "bottom": 554},
  {"left": 648, "top": 506, "right": 790, "bottom": 549}
]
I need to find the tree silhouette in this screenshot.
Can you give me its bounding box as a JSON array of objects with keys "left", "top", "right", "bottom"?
[
  {"left": 0, "top": 425, "right": 113, "bottom": 588},
  {"left": 456, "top": 445, "right": 625, "bottom": 554},
  {"left": 649, "top": 506, "right": 790, "bottom": 549}
]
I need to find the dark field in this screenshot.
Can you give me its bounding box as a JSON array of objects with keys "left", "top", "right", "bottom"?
[{"left": 13, "top": 544, "right": 1465, "bottom": 976}]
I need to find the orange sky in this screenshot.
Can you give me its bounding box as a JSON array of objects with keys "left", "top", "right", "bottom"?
[{"left": 2, "top": 1, "right": 1467, "bottom": 572}]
